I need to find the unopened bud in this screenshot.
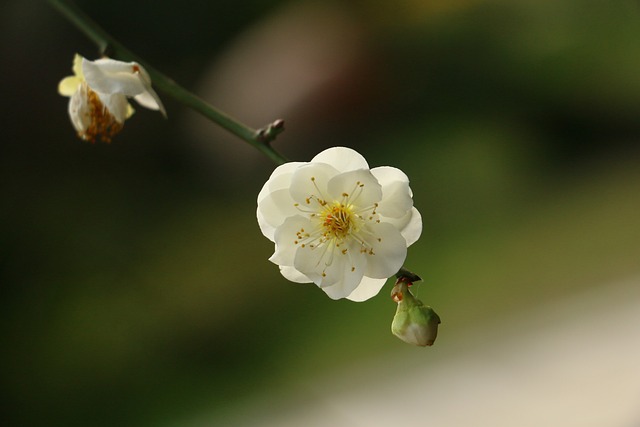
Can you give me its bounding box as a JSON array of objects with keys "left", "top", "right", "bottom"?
[{"left": 391, "top": 280, "right": 441, "bottom": 346}]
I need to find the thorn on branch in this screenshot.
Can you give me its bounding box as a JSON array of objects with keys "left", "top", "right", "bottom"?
[{"left": 256, "top": 119, "right": 285, "bottom": 145}]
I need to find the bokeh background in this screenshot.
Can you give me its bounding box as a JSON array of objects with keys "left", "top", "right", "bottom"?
[{"left": 2, "top": 0, "right": 640, "bottom": 426}]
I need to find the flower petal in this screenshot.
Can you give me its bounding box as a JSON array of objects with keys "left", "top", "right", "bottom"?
[
  {"left": 372, "top": 166, "right": 413, "bottom": 218},
  {"left": 399, "top": 206, "right": 422, "bottom": 246},
  {"left": 380, "top": 206, "right": 422, "bottom": 246},
  {"left": 289, "top": 162, "right": 340, "bottom": 206},
  {"left": 361, "top": 222, "right": 407, "bottom": 279},
  {"left": 134, "top": 89, "right": 167, "bottom": 117},
  {"left": 317, "top": 238, "right": 370, "bottom": 298},
  {"left": 58, "top": 76, "right": 82, "bottom": 97},
  {"left": 256, "top": 209, "right": 273, "bottom": 241},
  {"left": 371, "top": 166, "right": 410, "bottom": 191},
  {"left": 292, "top": 243, "right": 331, "bottom": 285},
  {"left": 295, "top": 242, "right": 366, "bottom": 298},
  {"left": 126, "top": 104, "right": 135, "bottom": 119},
  {"left": 279, "top": 266, "right": 312, "bottom": 283},
  {"left": 326, "top": 169, "right": 382, "bottom": 208},
  {"left": 72, "top": 53, "right": 84, "bottom": 78},
  {"left": 321, "top": 276, "right": 362, "bottom": 300},
  {"left": 311, "top": 146, "right": 369, "bottom": 172},
  {"left": 257, "top": 188, "right": 300, "bottom": 241},
  {"left": 68, "top": 84, "right": 91, "bottom": 133},
  {"left": 82, "top": 58, "right": 148, "bottom": 97},
  {"left": 378, "top": 181, "right": 413, "bottom": 218},
  {"left": 346, "top": 276, "right": 388, "bottom": 302},
  {"left": 257, "top": 162, "right": 304, "bottom": 204},
  {"left": 100, "top": 92, "right": 131, "bottom": 123},
  {"left": 90, "top": 57, "right": 139, "bottom": 73},
  {"left": 257, "top": 162, "right": 303, "bottom": 241},
  {"left": 270, "top": 215, "right": 313, "bottom": 266},
  {"left": 131, "top": 66, "right": 166, "bottom": 116}
]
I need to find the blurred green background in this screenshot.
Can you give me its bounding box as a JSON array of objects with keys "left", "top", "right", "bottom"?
[{"left": 2, "top": 0, "right": 640, "bottom": 426}]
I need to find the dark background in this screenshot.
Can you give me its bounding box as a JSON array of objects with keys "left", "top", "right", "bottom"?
[{"left": 2, "top": 1, "right": 640, "bottom": 426}]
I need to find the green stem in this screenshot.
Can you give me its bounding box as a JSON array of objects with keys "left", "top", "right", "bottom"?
[{"left": 48, "top": 0, "right": 288, "bottom": 165}]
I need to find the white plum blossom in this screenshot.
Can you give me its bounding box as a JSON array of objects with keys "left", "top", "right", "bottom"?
[
  {"left": 257, "top": 147, "right": 422, "bottom": 301},
  {"left": 58, "top": 54, "right": 166, "bottom": 142}
]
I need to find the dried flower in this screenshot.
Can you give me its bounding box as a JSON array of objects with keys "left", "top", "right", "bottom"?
[{"left": 58, "top": 54, "right": 165, "bottom": 142}]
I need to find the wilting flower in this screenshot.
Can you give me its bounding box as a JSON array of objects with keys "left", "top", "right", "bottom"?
[
  {"left": 391, "top": 279, "right": 440, "bottom": 346},
  {"left": 58, "top": 54, "right": 166, "bottom": 142},
  {"left": 257, "top": 147, "right": 422, "bottom": 301}
]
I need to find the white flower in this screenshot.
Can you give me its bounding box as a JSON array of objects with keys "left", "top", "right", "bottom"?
[
  {"left": 58, "top": 54, "right": 166, "bottom": 142},
  {"left": 257, "top": 147, "right": 422, "bottom": 301}
]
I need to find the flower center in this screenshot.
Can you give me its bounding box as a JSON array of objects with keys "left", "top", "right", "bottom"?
[
  {"left": 292, "top": 177, "right": 380, "bottom": 259},
  {"left": 320, "top": 202, "right": 356, "bottom": 241}
]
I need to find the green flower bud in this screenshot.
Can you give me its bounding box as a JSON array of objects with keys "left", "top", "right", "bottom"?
[{"left": 391, "top": 280, "right": 441, "bottom": 346}]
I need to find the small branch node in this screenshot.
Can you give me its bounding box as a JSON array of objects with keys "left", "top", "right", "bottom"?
[{"left": 256, "top": 119, "right": 285, "bottom": 144}]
